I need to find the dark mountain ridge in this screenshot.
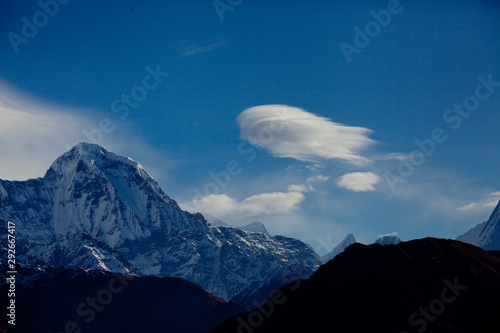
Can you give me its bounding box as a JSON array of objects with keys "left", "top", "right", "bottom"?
[
  {"left": 215, "top": 238, "right": 500, "bottom": 333},
  {"left": 0, "top": 264, "right": 248, "bottom": 333}
]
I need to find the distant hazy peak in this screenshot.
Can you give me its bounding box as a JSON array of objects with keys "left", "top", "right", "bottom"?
[
  {"left": 375, "top": 235, "right": 402, "bottom": 245},
  {"left": 239, "top": 221, "right": 269, "bottom": 235},
  {"left": 204, "top": 213, "right": 270, "bottom": 235},
  {"left": 321, "top": 233, "right": 356, "bottom": 263}
]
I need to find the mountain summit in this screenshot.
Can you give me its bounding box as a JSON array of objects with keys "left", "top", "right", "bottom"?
[
  {"left": 320, "top": 233, "right": 356, "bottom": 263},
  {"left": 0, "top": 143, "right": 320, "bottom": 300}
]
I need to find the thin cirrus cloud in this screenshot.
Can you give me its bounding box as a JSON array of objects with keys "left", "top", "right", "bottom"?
[
  {"left": 458, "top": 191, "right": 500, "bottom": 211},
  {"left": 336, "top": 172, "right": 382, "bottom": 192},
  {"left": 237, "top": 105, "right": 376, "bottom": 165},
  {"left": 0, "top": 81, "right": 172, "bottom": 183},
  {"left": 287, "top": 174, "right": 330, "bottom": 193},
  {"left": 0, "top": 81, "right": 95, "bottom": 180},
  {"left": 178, "top": 40, "right": 227, "bottom": 57},
  {"left": 180, "top": 191, "right": 305, "bottom": 218}
]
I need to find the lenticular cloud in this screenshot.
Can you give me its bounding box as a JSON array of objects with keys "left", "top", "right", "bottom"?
[{"left": 237, "top": 105, "right": 375, "bottom": 165}]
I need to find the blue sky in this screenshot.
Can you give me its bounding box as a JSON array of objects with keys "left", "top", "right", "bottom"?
[{"left": 1, "top": 0, "right": 500, "bottom": 254}]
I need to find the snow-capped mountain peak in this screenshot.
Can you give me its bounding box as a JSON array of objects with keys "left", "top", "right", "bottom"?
[
  {"left": 457, "top": 200, "right": 500, "bottom": 250},
  {"left": 320, "top": 233, "right": 356, "bottom": 263},
  {"left": 320, "top": 232, "right": 403, "bottom": 263},
  {"left": 375, "top": 235, "right": 402, "bottom": 245},
  {"left": 0, "top": 143, "right": 320, "bottom": 300},
  {"left": 47, "top": 142, "right": 169, "bottom": 203}
]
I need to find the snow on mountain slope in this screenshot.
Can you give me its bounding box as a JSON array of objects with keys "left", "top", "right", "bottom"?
[
  {"left": 0, "top": 143, "right": 320, "bottom": 300},
  {"left": 457, "top": 200, "right": 500, "bottom": 250},
  {"left": 375, "top": 235, "right": 402, "bottom": 245}
]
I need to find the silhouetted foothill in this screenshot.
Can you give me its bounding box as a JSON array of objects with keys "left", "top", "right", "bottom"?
[
  {"left": 0, "top": 266, "right": 248, "bottom": 333},
  {"left": 214, "top": 238, "right": 500, "bottom": 333}
]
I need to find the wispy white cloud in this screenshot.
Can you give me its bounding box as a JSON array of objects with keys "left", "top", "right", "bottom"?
[
  {"left": 180, "top": 191, "right": 305, "bottom": 218},
  {"left": 287, "top": 174, "right": 330, "bottom": 193},
  {"left": 287, "top": 184, "right": 310, "bottom": 193},
  {"left": 305, "top": 163, "right": 324, "bottom": 173},
  {"left": 336, "top": 172, "right": 381, "bottom": 192},
  {"left": 458, "top": 200, "right": 499, "bottom": 211},
  {"left": 379, "top": 152, "right": 411, "bottom": 161},
  {"left": 237, "top": 105, "right": 376, "bottom": 165},
  {"left": 458, "top": 191, "right": 500, "bottom": 211},
  {"left": 458, "top": 202, "right": 479, "bottom": 211},
  {"left": 179, "top": 40, "right": 227, "bottom": 57},
  {"left": 0, "top": 81, "right": 179, "bottom": 184},
  {"left": 0, "top": 81, "right": 95, "bottom": 180},
  {"left": 307, "top": 174, "right": 329, "bottom": 184},
  {"left": 377, "top": 231, "right": 399, "bottom": 238}
]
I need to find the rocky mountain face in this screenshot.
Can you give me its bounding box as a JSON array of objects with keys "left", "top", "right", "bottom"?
[
  {"left": 0, "top": 264, "right": 248, "bottom": 333},
  {"left": 215, "top": 238, "right": 500, "bottom": 333},
  {"left": 457, "top": 200, "right": 500, "bottom": 250},
  {"left": 0, "top": 143, "right": 320, "bottom": 300}
]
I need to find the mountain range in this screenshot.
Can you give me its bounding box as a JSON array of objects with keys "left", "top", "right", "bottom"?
[
  {"left": 319, "top": 199, "right": 500, "bottom": 264},
  {"left": 319, "top": 233, "right": 402, "bottom": 263},
  {"left": 2, "top": 143, "right": 500, "bottom": 332},
  {"left": 215, "top": 238, "right": 500, "bottom": 333},
  {"left": 0, "top": 143, "right": 320, "bottom": 301}
]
